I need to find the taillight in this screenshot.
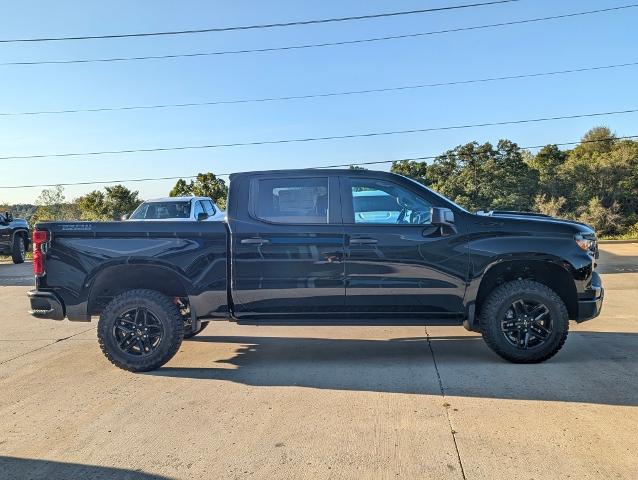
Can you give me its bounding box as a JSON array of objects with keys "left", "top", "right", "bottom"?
[{"left": 33, "top": 230, "right": 48, "bottom": 277}]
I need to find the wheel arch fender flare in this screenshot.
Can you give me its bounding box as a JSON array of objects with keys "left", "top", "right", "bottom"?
[
  {"left": 85, "top": 260, "right": 195, "bottom": 317},
  {"left": 466, "top": 254, "right": 579, "bottom": 325}
]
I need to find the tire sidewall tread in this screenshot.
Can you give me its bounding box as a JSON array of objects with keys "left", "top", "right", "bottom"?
[
  {"left": 97, "top": 289, "right": 184, "bottom": 372},
  {"left": 11, "top": 235, "right": 25, "bottom": 264},
  {"left": 480, "top": 279, "right": 569, "bottom": 363}
]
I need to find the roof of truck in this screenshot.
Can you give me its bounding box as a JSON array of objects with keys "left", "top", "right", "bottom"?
[{"left": 229, "top": 168, "right": 386, "bottom": 179}]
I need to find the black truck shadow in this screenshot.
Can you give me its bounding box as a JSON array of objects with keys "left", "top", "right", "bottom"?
[
  {"left": 151, "top": 331, "right": 638, "bottom": 407},
  {"left": 0, "top": 456, "right": 174, "bottom": 480}
]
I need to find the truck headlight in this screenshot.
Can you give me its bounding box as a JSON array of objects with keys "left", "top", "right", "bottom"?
[{"left": 575, "top": 233, "right": 596, "bottom": 255}]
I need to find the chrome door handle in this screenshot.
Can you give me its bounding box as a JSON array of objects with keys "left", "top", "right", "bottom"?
[
  {"left": 349, "top": 238, "right": 378, "bottom": 245},
  {"left": 240, "top": 238, "right": 270, "bottom": 245}
]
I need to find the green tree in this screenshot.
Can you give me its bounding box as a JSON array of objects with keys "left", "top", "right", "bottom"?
[
  {"left": 526, "top": 144, "right": 567, "bottom": 198},
  {"left": 169, "top": 173, "right": 228, "bottom": 209},
  {"left": 577, "top": 197, "right": 622, "bottom": 235},
  {"left": 427, "top": 140, "right": 538, "bottom": 212},
  {"left": 169, "top": 179, "right": 191, "bottom": 197},
  {"left": 577, "top": 126, "right": 616, "bottom": 154},
  {"left": 32, "top": 185, "right": 80, "bottom": 222},
  {"left": 557, "top": 129, "right": 638, "bottom": 231},
  {"left": 533, "top": 194, "right": 566, "bottom": 218},
  {"left": 390, "top": 160, "right": 428, "bottom": 185},
  {"left": 77, "top": 185, "right": 141, "bottom": 220}
]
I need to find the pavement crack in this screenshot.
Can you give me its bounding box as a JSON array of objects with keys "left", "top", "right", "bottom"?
[
  {"left": 0, "top": 327, "right": 95, "bottom": 365},
  {"left": 425, "top": 325, "right": 467, "bottom": 480}
]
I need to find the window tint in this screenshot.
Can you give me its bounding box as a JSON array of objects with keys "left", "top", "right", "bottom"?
[
  {"left": 350, "top": 178, "right": 432, "bottom": 225},
  {"left": 130, "top": 201, "right": 191, "bottom": 219},
  {"left": 203, "top": 200, "right": 216, "bottom": 216},
  {"left": 256, "top": 177, "right": 329, "bottom": 224}
]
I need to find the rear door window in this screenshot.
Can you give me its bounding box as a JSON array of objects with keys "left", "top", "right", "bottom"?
[{"left": 254, "top": 177, "right": 329, "bottom": 224}]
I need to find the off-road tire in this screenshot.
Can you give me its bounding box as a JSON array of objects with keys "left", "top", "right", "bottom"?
[
  {"left": 98, "top": 289, "right": 184, "bottom": 372},
  {"left": 11, "top": 235, "right": 26, "bottom": 264},
  {"left": 480, "top": 280, "right": 569, "bottom": 363},
  {"left": 184, "top": 321, "right": 209, "bottom": 339}
]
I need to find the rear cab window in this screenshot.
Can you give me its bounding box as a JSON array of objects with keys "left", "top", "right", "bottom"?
[{"left": 251, "top": 177, "right": 331, "bottom": 224}]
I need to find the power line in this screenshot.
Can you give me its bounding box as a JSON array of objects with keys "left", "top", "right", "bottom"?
[
  {"left": 3, "top": 5, "right": 634, "bottom": 66},
  {"left": 1, "top": 135, "right": 636, "bottom": 189},
  {"left": 2, "top": 61, "right": 637, "bottom": 117},
  {"left": 0, "top": 0, "right": 519, "bottom": 43},
  {"left": 1, "top": 108, "right": 637, "bottom": 161}
]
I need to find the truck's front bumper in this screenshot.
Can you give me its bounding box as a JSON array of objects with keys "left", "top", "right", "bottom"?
[
  {"left": 575, "top": 271, "right": 604, "bottom": 323},
  {"left": 28, "top": 290, "right": 65, "bottom": 320}
]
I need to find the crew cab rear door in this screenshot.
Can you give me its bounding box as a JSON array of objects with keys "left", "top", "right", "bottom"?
[
  {"left": 340, "top": 174, "right": 467, "bottom": 315},
  {"left": 231, "top": 174, "right": 345, "bottom": 315}
]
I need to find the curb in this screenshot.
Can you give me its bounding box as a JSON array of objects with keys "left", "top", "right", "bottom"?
[{"left": 599, "top": 239, "right": 638, "bottom": 244}]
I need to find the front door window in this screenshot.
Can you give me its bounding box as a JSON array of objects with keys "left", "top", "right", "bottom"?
[{"left": 350, "top": 178, "right": 432, "bottom": 225}]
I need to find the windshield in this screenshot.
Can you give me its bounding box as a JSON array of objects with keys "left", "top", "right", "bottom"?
[{"left": 130, "top": 201, "right": 191, "bottom": 219}]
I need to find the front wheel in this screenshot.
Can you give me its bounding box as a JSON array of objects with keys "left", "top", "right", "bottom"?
[
  {"left": 98, "top": 289, "right": 184, "bottom": 372},
  {"left": 11, "top": 235, "right": 26, "bottom": 264},
  {"left": 479, "top": 280, "right": 569, "bottom": 363}
]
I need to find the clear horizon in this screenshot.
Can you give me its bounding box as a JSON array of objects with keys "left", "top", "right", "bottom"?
[{"left": 1, "top": 0, "right": 636, "bottom": 204}]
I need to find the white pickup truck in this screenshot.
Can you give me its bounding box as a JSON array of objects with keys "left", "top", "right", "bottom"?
[{"left": 126, "top": 196, "right": 225, "bottom": 222}]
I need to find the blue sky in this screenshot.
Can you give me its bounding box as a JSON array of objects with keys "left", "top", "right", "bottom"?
[{"left": 1, "top": 0, "right": 636, "bottom": 204}]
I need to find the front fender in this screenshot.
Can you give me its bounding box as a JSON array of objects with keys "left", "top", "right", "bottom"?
[{"left": 464, "top": 235, "right": 592, "bottom": 315}]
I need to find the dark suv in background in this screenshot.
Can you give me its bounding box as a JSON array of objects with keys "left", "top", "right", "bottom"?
[{"left": 0, "top": 211, "right": 30, "bottom": 264}]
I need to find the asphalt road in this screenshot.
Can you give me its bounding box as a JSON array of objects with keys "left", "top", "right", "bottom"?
[{"left": 0, "top": 244, "right": 636, "bottom": 479}]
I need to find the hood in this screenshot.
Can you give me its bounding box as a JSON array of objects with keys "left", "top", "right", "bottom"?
[
  {"left": 10, "top": 217, "right": 29, "bottom": 228},
  {"left": 476, "top": 210, "right": 595, "bottom": 236}
]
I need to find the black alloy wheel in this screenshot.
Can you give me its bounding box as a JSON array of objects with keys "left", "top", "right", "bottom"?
[
  {"left": 500, "top": 299, "right": 552, "bottom": 350},
  {"left": 98, "top": 289, "right": 184, "bottom": 372},
  {"left": 480, "top": 279, "right": 569, "bottom": 363},
  {"left": 112, "top": 307, "right": 164, "bottom": 356}
]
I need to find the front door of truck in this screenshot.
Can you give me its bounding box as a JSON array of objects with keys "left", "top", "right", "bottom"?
[
  {"left": 231, "top": 175, "right": 345, "bottom": 315},
  {"left": 341, "top": 175, "right": 468, "bottom": 315}
]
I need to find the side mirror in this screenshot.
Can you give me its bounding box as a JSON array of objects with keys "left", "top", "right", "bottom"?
[
  {"left": 4, "top": 211, "right": 13, "bottom": 222},
  {"left": 197, "top": 212, "right": 209, "bottom": 221},
  {"left": 121, "top": 214, "right": 129, "bottom": 221},
  {"left": 430, "top": 207, "right": 455, "bottom": 227}
]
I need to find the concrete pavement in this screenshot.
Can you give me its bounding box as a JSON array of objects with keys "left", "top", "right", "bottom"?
[{"left": 0, "top": 245, "right": 636, "bottom": 479}]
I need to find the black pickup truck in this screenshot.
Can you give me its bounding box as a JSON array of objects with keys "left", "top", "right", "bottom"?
[
  {"left": 1, "top": 211, "right": 29, "bottom": 264},
  {"left": 28, "top": 169, "right": 603, "bottom": 371}
]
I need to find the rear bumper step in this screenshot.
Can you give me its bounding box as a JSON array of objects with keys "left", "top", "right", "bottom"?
[{"left": 28, "top": 290, "right": 65, "bottom": 320}]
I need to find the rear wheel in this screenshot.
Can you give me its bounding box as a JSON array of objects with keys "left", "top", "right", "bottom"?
[
  {"left": 11, "top": 235, "right": 25, "bottom": 264},
  {"left": 480, "top": 280, "right": 568, "bottom": 363},
  {"left": 98, "top": 289, "right": 184, "bottom": 372}
]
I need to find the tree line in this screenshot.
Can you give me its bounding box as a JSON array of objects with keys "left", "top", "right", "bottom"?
[
  {"left": 2, "top": 126, "right": 636, "bottom": 238},
  {"left": 391, "top": 127, "right": 638, "bottom": 238}
]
